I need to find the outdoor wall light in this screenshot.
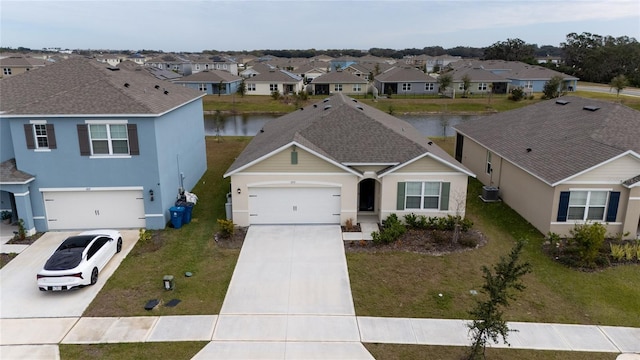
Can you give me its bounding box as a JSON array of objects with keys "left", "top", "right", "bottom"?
[
  {"left": 237, "top": 188, "right": 241, "bottom": 195},
  {"left": 149, "top": 189, "right": 154, "bottom": 201}
]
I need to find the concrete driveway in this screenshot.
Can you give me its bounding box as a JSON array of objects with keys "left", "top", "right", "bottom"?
[
  {"left": 0, "top": 230, "right": 138, "bottom": 319},
  {"left": 195, "top": 225, "right": 373, "bottom": 359}
]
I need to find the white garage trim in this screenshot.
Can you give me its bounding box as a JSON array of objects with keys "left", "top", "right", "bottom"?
[
  {"left": 248, "top": 187, "right": 341, "bottom": 225},
  {"left": 42, "top": 188, "right": 146, "bottom": 230},
  {"left": 40, "top": 186, "right": 143, "bottom": 192}
]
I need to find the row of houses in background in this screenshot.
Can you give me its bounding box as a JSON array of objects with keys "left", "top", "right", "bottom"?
[
  {"left": 1, "top": 51, "right": 578, "bottom": 97},
  {"left": 1, "top": 56, "right": 637, "bottom": 239}
]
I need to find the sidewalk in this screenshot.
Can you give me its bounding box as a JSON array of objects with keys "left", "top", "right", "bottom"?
[{"left": 1, "top": 315, "right": 639, "bottom": 358}]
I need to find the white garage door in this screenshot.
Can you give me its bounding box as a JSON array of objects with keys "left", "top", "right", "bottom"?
[
  {"left": 248, "top": 187, "right": 341, "bottom": 225},
  {"left": 43, "top": 189, "right": 146, "bottom": 230}
]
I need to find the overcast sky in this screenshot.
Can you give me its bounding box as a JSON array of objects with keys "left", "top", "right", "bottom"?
[{"left": 1, "top": 0, "right": 638, "bottom": 52}]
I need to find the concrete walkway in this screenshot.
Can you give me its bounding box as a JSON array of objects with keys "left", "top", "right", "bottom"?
[{"left": 1, "top": 225, "right": 639, "bottom": 359}]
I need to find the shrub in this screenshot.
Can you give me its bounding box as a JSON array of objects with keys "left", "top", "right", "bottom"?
[
  {"left": 16, "top": 219, "right": 26, "bottom": 240},
  {"left": 509, "top": 87, "right": 525, "bottom": 101},
  {"left": 610, "top": 243, "right": 625, "bottom": 262},
  {"left": 569, "top": 222, "right": 606, "bottom": 267},
  {"left": 217, "top": 219, "right": 235, "bottom": 238},
  {"left": 0, "top": 211, "right": 11, "bottom": 221},
  {"left": 270, "top": 91, "right": 280, "bottom": 100},
  {"left": 624, "top": 243, "right": 637, "bottom": 262},
  {"left": 344, "top": 218, "right": 356, "bottom": 232},
  {"left": 459, "top": 236, "right": 478, "bottom": 248},
  {"left": 138, "top": 228, "right": 152, "bottom": 243},
  {"left": 372, "top": 214, "right": 406, "bottom": 244}
]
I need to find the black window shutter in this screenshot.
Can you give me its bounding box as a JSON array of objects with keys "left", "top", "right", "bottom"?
[
  {"left": 440, "top": 182, "right": 450, "bottom": 210},
  {"left": 557, "top": 191, "right": 570, "bottom": 222},
  {"left": 396, "top": 182, "right": 405, "bottom": 210},
  {"left": 606, "top": 192, "right": 620, "bottom": 222},
  {"left": 128, "top": 124, "right": 139, "bottom": 155},
  {"left": 46, "top": 124, "right": 57, "bottom": 149},
  {"left": 77, "top": 124, "right": 91, "bottom": 156},
  {"left": 24, "top": 124, "right": 35, "bottom": 149}
]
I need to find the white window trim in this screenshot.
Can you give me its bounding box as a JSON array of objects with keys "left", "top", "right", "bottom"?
[
  {"left": 405, "top": 181, "right": 442, "bottom": 211},
  {"left": 85, "top": 120, "right": 131, "bottom": 157},
  {"left": 567, "top": 190, "right": 609, "bottom": 222}
]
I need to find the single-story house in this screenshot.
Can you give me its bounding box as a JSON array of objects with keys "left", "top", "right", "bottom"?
[
  {"left": 309, "top": 70, "right": 369, "bottom": 96},
  {"left": 447, "top": 66, "right": 510, "bottom": 95},
  {"left": 224, "top": 93, "right": 475, "bottom": 227},
  {"left": 173, "top": 70, "right": 243, "bottom": 95},
  {"left": 244, "top": 68, "right": 304, "bottom": 95},
  {"left": 0, "top": 57, "right": 206, "bottom": 234},
  {"left": 454, "top": 96, "right": 640, "bottom": 239},
  {"left": 374, "top": 67, "right": 439, "bottom": 96}
]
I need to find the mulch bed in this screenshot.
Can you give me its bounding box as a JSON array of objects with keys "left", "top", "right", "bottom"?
[
  {"left": 344, "top": 228, "right": 486, "bottom": 255},
  {"left": 214, "top": 226, "right": 486, "bottom": 256}
]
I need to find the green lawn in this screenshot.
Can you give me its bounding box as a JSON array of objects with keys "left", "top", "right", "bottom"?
[{"left": 60, "top": 342, "right": 207, "bottom": 360}]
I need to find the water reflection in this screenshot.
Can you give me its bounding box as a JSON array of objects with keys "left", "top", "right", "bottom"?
[{"left": 204, "top": 113, "right": 480, "bottom": 137}]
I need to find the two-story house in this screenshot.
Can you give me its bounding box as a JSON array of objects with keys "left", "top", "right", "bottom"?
[{"left": 0, "top": 57, "right": 207, "bottom": 235}]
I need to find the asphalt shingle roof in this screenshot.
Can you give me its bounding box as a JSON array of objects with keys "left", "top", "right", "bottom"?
[
  {"left": 310, "top": 70, "right": 368, "bottom": 84},
  {"left": 454, "top": 96, "right": 640, "bottom": 185},
  {"left": 175, "top": 69, "right": 242, "bottom": 83},
  {"left": 375, "top": 67, "right": 437, "bottom": 82},
  {"left": 0, "top": 159, "right": 34, "bottom": 184},
  {"left": 0, "top": 57, "right": 204, "bottom": 116},
  {"left": 225, "top": 93, "right": 468, "bottom": 176}
]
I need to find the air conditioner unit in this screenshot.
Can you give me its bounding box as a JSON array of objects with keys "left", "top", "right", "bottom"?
[{"left": 481, "top": 186, "right": 499, "bottom": 202}]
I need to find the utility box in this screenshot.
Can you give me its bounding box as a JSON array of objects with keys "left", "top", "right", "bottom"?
[{"left": 163, "top": 275, "right": 175, "bottom": 290}]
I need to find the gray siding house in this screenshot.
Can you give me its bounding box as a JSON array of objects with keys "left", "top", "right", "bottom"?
[{"left": 0, "top": 58, "right": 207, "bottom": 234}]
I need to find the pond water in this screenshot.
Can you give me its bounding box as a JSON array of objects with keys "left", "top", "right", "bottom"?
[{"left": 204, "top": 113, "right": 482, "bottom": 137}]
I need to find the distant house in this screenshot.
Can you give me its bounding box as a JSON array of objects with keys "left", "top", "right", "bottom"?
[
  {"left": 239, "top": 62, "right": 274, "bottom": 78},
  {"left": 0, "top": 58, "right": 207, "bottom": 234},
  {"left": 447, "top": 60, "right": 578, "bottom": 94},
  {"left": 224, "top": 93, "right": 474, "bottom": 227},
  {"left": 454, "top": 96, "right": 640, "bottom": 239},
  {"left": 448, "top": 66, "right": 510, "bottom": 95},
  {"left": 330, "top": 56, "right": 359, "bottom": 71},
  {"left": 173, "top": 70, "right": 242, "bottom": 95},
  {"left": 244, "top": 68, "right": 304, "bottom": 95},
  {"left": 0, "top": 56, "right": 46, "bottom": 77},
  {"left": 374, "top": 67, "right": 439, "bottom": 96},
  {"left": 294, "top": 63, "right": 327, "bottom": 84},
  {"left": 146, "top": 54, "right": 192, "bottom": 75},
  {"left": 309, "top": 70, "right": 369, "bottom": 96},
  {"left": 190, "top": 55, "right": 239, "bottom": 76}
]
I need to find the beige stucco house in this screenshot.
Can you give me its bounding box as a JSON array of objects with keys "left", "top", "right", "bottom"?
[
  {"left": 244, "top": 68, "right": 304, "bottom": 96},
  {"left": 454, "top": 96, "right": 640, "bottom": 239},
  {"left": 224, "top": 93, "right": 475, "bottom": 227},
  {"left": 309, "top": 69, "right": 369, "bottom": 96}
]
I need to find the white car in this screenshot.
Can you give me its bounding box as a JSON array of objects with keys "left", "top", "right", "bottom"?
[{"left": 37, "top": 230, "right": 123, "bottom": 291}]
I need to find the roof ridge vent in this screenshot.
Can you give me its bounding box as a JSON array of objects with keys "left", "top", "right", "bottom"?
[
  {"left": 583, "top": 105, "right": 600, "bottom": 112},
  {"left": 555, "top": 99, "right": 569, "bottom": 105}
]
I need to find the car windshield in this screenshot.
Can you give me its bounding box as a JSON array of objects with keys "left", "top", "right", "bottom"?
[
  {"left": 56, "top": 235, "right": 94, "bottom": 251},
  {"left": 44, "top": 249, "right": 83, "bottom": 270}
]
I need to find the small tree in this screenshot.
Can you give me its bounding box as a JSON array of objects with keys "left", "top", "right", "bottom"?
[
  {"left": 610, "top": 74, "right": 628, "bottom": 98},
  {"left": 467, "top": 240, "right": 532, "bottom": 360},
  {"left": 461, "top": 74, "right": 471, "bottom": 97},
  {"left": 237, "top": 79, "right": 246, "bottom": 97},
  {"left": 438, "top": 73, "right": 453, "bottom": 97},
  {"left": 542, "top": 75, "right": 567, "bottom": 99}
]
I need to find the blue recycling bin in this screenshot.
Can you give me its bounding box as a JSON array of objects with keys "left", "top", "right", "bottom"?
[
  {"left": 182, "top": 202, "right": 194, "bottom": 224},
  {"left": 169, "top": 206, "right": 185, "bottom": 229}
]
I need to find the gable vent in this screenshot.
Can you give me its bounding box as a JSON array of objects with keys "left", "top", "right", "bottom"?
[
  {"left": 324, "top": 105, "right": 332, "bottom": 110},
  {"left": 555, "top": 99, "right": 569, "bottom": 105},
  {"left": 583, "top": 105, "right": 600, "bottom": 112}
]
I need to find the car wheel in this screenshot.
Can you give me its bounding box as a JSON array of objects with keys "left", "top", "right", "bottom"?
[
  {"left": 116, "top": 237, "right": 123, "bottom": 253},
  {"left": 90, "top": 267, "right": 99, "bottom": 285}
]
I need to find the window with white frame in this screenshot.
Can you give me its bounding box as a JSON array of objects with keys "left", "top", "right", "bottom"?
[
  {"left": 34, "top": 124, "right": 49, "bottom": 148},
  {"left": 458, "top": 83, "right": 464, "bottom": 90},
  {"left": 405, "top": 182, "right": 442, "bottom": 209},
  {"left": 402, "top": 83, "right": 412, "bottom": 91},
  {"left": 270, "top": 84, "right": 278, "bottom": 92},
  {"left": 195, "top": 64, "right": 200, "bottom": 71},
  {"left": 486, "top": 151, "right": 492, "bottom": 174},
  {"left": 3, "top": 68, "right": 11, "bottom": 75},
  {"left": 198, "top": 83, "right": 207, "bottom": 92},
  {"left": 334, "top": 84, "right": 343, "bottom": 91},
  {"left": 247, "top": 83, "right": 256, "bottom": 91},
  {"left": 524, "top": 81, "right": 533, "bottom": 89},
  {"left": 426, "top": 83, "right": 435, "bottom": 91},
  {"left": 567, "top": 191, "right": 608, "bottom": 221},
  {"left": 89, "top": 124, "right": 129, "bottom": 155},
  {"left": 478, "top": 83, "right": 487, "bottom": 91},
  {"left": 353, "top": 84, "right": 362, "bottom": 92}
]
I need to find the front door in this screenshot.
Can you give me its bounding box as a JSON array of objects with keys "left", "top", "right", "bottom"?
[{"left": 358, "top": 179, "right": 375, "bottom": 212}]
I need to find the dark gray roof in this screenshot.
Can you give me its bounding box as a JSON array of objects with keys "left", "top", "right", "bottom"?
[
  {"left": 0, "top": 57, "right": 203, "bottom": 116},
  {"left": 225, "top": 93, "right": 470, "bottom": 177},
  {"left": 0, "top": 159, "right": 34, "bottom": 184},
  {"left": 375, "top": 67, "right": 437, "bottom": 82},
  {"left": 623, "top": 174, "right": 640, "bottom": 187},
  {"left": 310, "top": 70, "right": 368, "bottom": 84},
  {"left": 454, "top": 96, "right": 640, "bottom": 185},
  {"left": 245, "top": 69, "right": 302, "bottom": 83},
  {"left": 175, "top": 70, "right": 241, "bottom": 83},
  {"left": 448, "top": 67, "right": 510, "bottom": 82}
]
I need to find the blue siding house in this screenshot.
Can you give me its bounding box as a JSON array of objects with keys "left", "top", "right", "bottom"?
[
  {"left": 173, "top": 70, "right": 243, "bottom": 95},
  {"left": 0, "top": 58, "right": 207, "bottom": 235}
]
